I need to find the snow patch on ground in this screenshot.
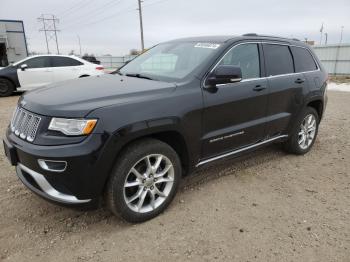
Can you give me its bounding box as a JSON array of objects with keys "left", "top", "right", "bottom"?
[{"left": 328, "top": 82, "right": 350, "bottom": 92}]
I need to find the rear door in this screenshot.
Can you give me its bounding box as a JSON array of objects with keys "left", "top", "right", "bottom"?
[
  {"left": 51, "top": 56, "right": 84, "bottom": 83},
  {"left": 201, "top": 43, "right": 269, "bottom": 159},
  {"left": 17, "top": 56, "right": 53, "bottom": 89},
  {"left": 290, "top": 46, "right": 320, "bottom": 91},
  {"left": 262, "top": 43, "right": 308, "bottom": 136}
]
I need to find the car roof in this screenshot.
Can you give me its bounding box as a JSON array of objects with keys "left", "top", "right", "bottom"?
[
  {"left": 166, "top": 35, "right": 239, "bottom": 43},
  {"left": 12, "top": 54, "right": 87, "bottom": 66},
  {"left": 166, "top": 34, "right": 308, "bottom": 47},
  {"left": 25, "top": 54, "right": 79, "bottom": 58}
]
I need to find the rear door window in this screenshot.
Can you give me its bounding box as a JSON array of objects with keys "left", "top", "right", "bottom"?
[
  {"left": 51, "top": 57, "right": 83, "bottom": 67},
  {"left": 263, "top": 44, "right": 294, "bottom": 76},
  {"left": 291, "top": 46, "right": 318, "bottom": 72}
]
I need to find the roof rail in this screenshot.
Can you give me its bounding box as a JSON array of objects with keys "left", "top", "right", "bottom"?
[
  {"left": 242, "top": 33, "right": 300, "bottom": 42},
  {"left": 242, "top": 33, "right": 258, "bottom": 36}
]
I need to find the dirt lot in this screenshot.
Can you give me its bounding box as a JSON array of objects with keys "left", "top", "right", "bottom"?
[{"left": 0, "top": 90, "right": 349, "bottom": 262}]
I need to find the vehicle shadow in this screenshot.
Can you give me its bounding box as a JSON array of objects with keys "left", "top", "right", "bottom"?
[
  {"left": 181, "top": 143, "right": 286, "bottom": 189},
  {"left": 13, "top": 91, "right": 25, "bottom": 96},
  {"left": 16, "top": 143, "right": 287, "bottom": 232}
]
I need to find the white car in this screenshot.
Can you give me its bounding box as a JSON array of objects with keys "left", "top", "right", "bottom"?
[{"left": 0, "top": 55, "right": 104, "bottom": 97}]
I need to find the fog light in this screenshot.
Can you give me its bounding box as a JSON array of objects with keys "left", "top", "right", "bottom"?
[{"left": 38, "top": 159, "right": 67, "bottom": 172}]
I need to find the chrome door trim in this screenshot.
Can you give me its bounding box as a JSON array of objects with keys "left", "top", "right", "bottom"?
[
  {"left": 196, "top": 135, "right": 288, "bottom": 167},
  {"left": 202, "top": 41, "right": 320, "bottom": 88}
]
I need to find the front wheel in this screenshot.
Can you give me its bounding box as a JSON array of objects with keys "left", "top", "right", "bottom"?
[
  {"left": 105, "top": 138, "right": 181, "bottom": 223},
  {"left": 284, "top": 107, "right": 319, "bottom": 155},
  {"left": 0, "top": 78, "right": 15, "bottom": 97}
]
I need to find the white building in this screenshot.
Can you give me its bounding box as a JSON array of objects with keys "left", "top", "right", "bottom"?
[{"left": 0, "top": 19, "right": 28, "bottom": 67}]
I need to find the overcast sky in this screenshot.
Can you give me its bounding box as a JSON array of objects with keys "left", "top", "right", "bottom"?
[{"left": 1, "top": 0, "right": 349, "bottom": 56}]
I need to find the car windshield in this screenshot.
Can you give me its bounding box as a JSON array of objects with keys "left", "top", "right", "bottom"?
[{"left": 117, "top": 42, "right": 222, "bottom": 82}]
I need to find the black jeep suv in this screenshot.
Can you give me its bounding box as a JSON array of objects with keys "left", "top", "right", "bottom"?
[{"left": 3, "top": 34, "right": 328, "bottom": 222}]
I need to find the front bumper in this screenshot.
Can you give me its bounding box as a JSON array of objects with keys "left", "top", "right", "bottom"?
[
  {"left": 4, "top": 128, "right": 120, "bottom": 206},
  {"left": 16, "top": 163, "right": 91, "bottom": 204}
]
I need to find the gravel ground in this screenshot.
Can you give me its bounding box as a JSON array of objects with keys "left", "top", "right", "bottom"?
[{"left": 0, "top": 90, "right": 349, "bottom": 262}]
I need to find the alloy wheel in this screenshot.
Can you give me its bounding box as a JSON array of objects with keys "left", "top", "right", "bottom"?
[
  {"left": 123, "top": 154, "right": 175, "bottom": 213},
  {"left": 298, "top": 114, "right": 317, "bottom": 150}
]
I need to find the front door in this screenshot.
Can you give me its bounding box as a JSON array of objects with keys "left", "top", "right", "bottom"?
[
  {"left": 201, "top": 43, "right": 269, "bottom": 159},
  {"left": 17, "top": 56, "right": 53, "bottom": 89}
]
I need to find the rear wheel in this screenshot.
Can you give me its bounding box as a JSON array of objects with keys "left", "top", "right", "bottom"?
[
  {"left": 0, "top": 78, "right": 15, "bottom": 97},
  {"left": 284, "top": 107, "right": 319, "bottom": 155},
  {"left": 105, "top": 138, "right": 181, "bottom": 223}
]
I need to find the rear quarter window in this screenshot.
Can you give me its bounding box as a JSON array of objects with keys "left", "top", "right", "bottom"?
[
  {"left": 51, "top": 57, "right": 83, "bottom": 67},
  {"left": 263, "top": 44, "right": 294, "bottom": 76},
  {"left": 291, "top": 46, "right": 318, "bottom": 72}
]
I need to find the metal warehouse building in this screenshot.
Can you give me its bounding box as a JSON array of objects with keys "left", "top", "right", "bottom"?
[
  {"left": 0, "top": 19, "right": 28, "bottom": 67},
  {"left": 313, "top": 44, "right": 350, "bottom": 75}
]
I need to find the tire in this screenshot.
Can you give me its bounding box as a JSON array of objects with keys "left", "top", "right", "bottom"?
[
  {"left": 105, "top": 138, "right": 181, "bottom": 223},
  {"left": 283, "top": 107, "right": 319, "bottom": 155},
  {"left": 0, "top": 78, "right": 15, "bottom": 97}
]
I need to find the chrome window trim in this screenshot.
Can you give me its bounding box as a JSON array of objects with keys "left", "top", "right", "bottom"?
[{"left": 203, "top": 41, "right": 320, "bottom": 87}]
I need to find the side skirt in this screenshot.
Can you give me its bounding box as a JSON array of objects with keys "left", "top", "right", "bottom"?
[{"left": 196, "top": 135, "right": 288, "bottom": 167}]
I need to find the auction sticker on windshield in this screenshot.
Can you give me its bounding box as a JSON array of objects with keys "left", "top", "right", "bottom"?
[{"left": 194, "top": 43, "right": 221, "bottom": 49}]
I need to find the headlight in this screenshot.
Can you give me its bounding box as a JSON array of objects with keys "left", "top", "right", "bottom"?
[{"left": 48, "top": 118, "right": 97, "bottom": 136}]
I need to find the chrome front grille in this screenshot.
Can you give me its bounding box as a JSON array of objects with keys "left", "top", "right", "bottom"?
[{"left": 10, "top": 107, "right": 41, "bottom": 142}]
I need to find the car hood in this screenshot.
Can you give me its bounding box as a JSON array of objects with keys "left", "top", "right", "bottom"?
[
  {"left": 0, "top": 65, "right": 15, "bottom": 74},
  {"left": 20, "top": 74, "right": 177, "bottom": 117}
]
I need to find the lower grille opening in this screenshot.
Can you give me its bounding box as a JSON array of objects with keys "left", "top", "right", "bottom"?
[{"left": 22, "top": 170, "right": 42, "bottom": 191}]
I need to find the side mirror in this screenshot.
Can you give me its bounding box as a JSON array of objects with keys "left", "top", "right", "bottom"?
[
  {"left": 20, "top": 64, "right": 28, "bottom": 71},
  {"left": 206, "top": 65, "right": 242, "bottom": 87}
]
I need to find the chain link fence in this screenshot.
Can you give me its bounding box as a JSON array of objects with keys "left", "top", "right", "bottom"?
[{"left": 95, "top": 55, "right": 136, "bottom": 71}]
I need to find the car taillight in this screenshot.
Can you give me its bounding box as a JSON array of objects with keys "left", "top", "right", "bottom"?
[{"left": 96, "top": 66, "right": 104, "bottom": 70}]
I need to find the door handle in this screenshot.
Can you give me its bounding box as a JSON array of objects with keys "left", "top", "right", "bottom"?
[
  {"left": 253, "top": 85, "right": 266, "bottom": 92},
  {"left": 295, "top": 78, "right": 305, "bottom": 84}
]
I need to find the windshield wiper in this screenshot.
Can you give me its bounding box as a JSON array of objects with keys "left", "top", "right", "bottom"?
[
  {"left": 111, "top": 69, "right": 123, "bottom": 75},
  {"left": 125, "top": 73, "right": 157, "bottom": 81}
]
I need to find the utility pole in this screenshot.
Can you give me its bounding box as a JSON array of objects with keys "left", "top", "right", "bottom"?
[
  {"left": 339, "top": 26, "right": 344, "bottom": 44},
  {"left": 52, "top": 15, "right": 59, "bottom": 54},
  {"left": 38, "top": 15, "right": 50, "bottom": 53},
  {"left": 77, "top": 34, "right": 82, "bottom": 56},
  {"left": 137, "top": 0, "right": 145, "bottom": 52},
  {"left": 38, "top": 14, "right": 60, "bottom": 54},
  {"left": 319, "top": 22, "right": 324, "bottom": 45},
  {"left": 334, "top": 26, "right": 344, "bottom": 76}
]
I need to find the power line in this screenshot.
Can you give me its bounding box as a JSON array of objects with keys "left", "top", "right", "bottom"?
[
  {"left": 38, "top": 14, "right": 60, "bottom": 54},
  {"left": 60, "top": 5, "right": 136, "bottom": 31},
  {"left": 60, "top": 0, "right": 123, "bottom": 28},
  {"left": 58, "top": 0, "right": 95, "bottom": 17},
  {"left": 142, "top": 0, "right": 172, "bottom": 8}
]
